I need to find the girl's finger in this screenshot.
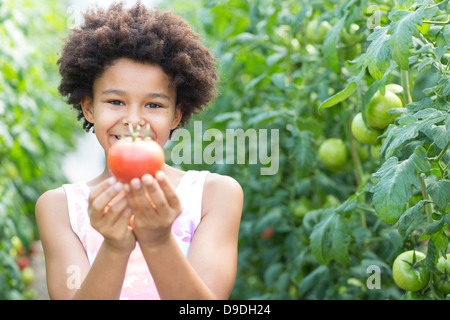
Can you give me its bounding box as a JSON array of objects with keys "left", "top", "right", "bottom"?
[
  {"left": 142, "top": 174, "right": 167, "bottom": 213},
  {"left": 154, "top": 171, "right": 182, "bottom": 213},
  {"left": 90, "top": 181, "right": 123, "bottom": 218},
  {"left": 130, "top": 178, "right": 156, "bottom": 213},
  {"left": 89, "top": 177, "right": 116, "bottom": 201},
  {"left": 124, "top": 182, "right": 149, "bottom": 214},
  {"left": 103, "top": 191, "right": 128, "bottom": 223}
]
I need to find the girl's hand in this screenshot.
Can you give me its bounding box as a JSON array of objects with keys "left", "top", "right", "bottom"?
[
  {"left": 124, "top": 171, "right": 183, "bottom": 248},
  {"left": 88, "top": 177, "right": 136, "bottom": 253}
]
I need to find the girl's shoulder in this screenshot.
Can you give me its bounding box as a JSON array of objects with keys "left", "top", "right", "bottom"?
[
  {"left": 202, "top": 172, "right": 243, "bottom": 217},
  {"left": 35, "top": 186, "right": 71, "bottom": 230},
  {"left": 36, "top": 187, "right": 68, "bottom": 213},
  {"left": 204, "top": 172, "right": 242, "bottom": 195}
]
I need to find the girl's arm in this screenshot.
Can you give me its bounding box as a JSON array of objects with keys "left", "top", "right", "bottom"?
[
  {"left": 35, "top": 188, "right": 90, "bottom": 299},
  {"left": 35, "top": 178, "right": 135, "bottom": 300},
  {"left": 128, "top": 172, "right": 243, "bottom": 299}
]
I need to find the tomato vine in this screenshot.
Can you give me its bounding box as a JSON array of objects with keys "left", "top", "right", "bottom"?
[{"left": 177, "top": 0, "right": 450, "bottom": 299}]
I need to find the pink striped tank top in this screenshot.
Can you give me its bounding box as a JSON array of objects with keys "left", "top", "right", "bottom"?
[{"left": 62, "top": 170, "right": 209, "bottom": 300}]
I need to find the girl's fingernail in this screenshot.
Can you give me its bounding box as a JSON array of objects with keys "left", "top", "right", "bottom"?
[
  {"left": 156, "top": 171, "right": 164, "bottom": 181},
  {"left": 107, "top": 177, "right": 116, "bottom": 185},
  {"left": 131, "top": 178, "right": 141, "bottom": 190},
  {"left": 143, "top": 174, "right": 153, "bottom": 185},
  {"left": 114, "top": 182, "right": 123, "bottom": 191},
  {"left": 124, "top": 184, "right": 130, "bottom": 192}
]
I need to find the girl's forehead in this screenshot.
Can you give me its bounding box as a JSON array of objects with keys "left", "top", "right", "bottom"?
[{"left": 94, "top": 58, "right": 175, "bottom": 97}]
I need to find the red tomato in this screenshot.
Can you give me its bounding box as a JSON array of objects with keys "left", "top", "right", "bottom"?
[
  {"left": 107, "top": 137, "right": 165, "bottom": 183},
  {"left": 261, "top": 226, "right": 275, "bottom": 239}
]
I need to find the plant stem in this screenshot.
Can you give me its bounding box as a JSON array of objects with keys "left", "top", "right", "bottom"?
[
  {"left": 401, "top": 70, "right": 413, "bottom": 104},
  {"left": 421, "top": 178, "right": 433, "bottom": 223},
  {"left": 349, "top": 116, "right": 361, "bottom": 189},
  {"left": 422, "top": 20, "right": 450, "bottom": 25}
]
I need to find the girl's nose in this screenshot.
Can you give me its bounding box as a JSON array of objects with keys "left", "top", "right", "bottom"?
[{"left": 121, "top": 107, "right": 145, "bottom": 129}]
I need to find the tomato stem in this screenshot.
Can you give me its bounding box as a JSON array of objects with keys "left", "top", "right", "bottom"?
[
  {"left": 127, "top": 123, "right": 151, "bottom": 141},
  {"left": 143, "top": 123, "right": 151, "bottom": 140},
  {"left": 128, "top": 123, "right": 136, "bottom": 141}
]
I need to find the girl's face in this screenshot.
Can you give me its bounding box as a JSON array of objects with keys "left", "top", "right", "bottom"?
[{"left": 81, "top": 58, "right": 182, "bottom": 154}]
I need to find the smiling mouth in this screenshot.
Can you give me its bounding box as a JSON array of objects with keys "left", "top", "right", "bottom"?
[{"left": 112, "top": 134, "right": 145, "bottom": 141}]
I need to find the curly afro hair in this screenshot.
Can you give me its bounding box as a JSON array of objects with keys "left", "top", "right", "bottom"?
[{"left": 57, "top": 1, "right": 218, "bottom": 132}]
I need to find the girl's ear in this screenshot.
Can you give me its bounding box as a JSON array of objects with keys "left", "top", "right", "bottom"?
[
  {"left": 171, "top": 103, "right": 183, "bottom": 130},
  {"left": 80, "top": 96, "right": 95, "bottom": 124}
]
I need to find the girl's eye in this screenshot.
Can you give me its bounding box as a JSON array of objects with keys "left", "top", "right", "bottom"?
[
  {"left": 108, "top": 100, "right": 124, "bottom": 106},
  {"left": 146, "top": 103, "right": 162, "bottom": 109}
]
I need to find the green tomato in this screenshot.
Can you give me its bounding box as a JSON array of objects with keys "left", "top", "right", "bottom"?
[
  {"left": 338, "top": 43, "right": 362, "bottom": 62},
  {"left": 385, "top": 84, "right": 403, "bottom": 94},
  {"left": 366, "top": 90, "right": 403, "bottom": 130},
  {"left": 351, "top": 113, "right": 382, "bottom": 145},
  {"left": 393, "top": 250, "right": 430, "bottom": 292},
  {"left": 306, "top": 19, "right": 332, "bottom": 44},
  {"left": 434, "top": 254, "right": 450, "bottom": 294},
  {"left": 370, "top": 144, "right": 381, "bottom": 161},
  {"left": 21, "top": 267, "right": 35, "bottom": 286},
  {"left": 292, "top": 199, "right": 312, "bottom": 218},
  {"left": 341, "top": 23, "right": 364, "bottom": 44},
  {"left": 318, "top": 138, "right": 348, "bottom": 170},
  {"left": 11, "top": 236, "right": 23, "bottom": 252}
]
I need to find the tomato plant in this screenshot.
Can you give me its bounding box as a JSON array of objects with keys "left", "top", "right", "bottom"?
[
  {"left": 170, "top": 0, "right": 450, "bottom": 300},
  {"left": 107, "top": 125, "right": 165, "bottom": 183},
  {"left": 392, "top": 250, "right": 430, "bottom": 292},
  {"left": 1, "top": 0, "right": 80, "bottom": 299}
]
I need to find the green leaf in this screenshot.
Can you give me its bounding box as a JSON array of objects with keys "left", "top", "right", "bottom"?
[
  {"left": 379, "top": 120, "right": 419, "bottom": 160},
  {"left": 293, "top": 130, "right": 316, "bottom": 177},
  {"left": 323, "top": 16, "right": 345, "bottom": 73},
  {"left": 264, "top": 263, "right": 283, "bottom": 288},
  {"left": 426, "top": 177, "right": 450, "bottom": 210},
  {"left": 310, "top": 210, "right": 350, "bottom": 265},
  {"left": 371, "top": 147, "right": 431, "bottom": 224},
  {"left": 380, "top": 108, "right": 447, "bottom": 159},
  {"left": 365, "top": 26, "right": 392, "bottom": 80},
  {"left": 422, "top": 124, "right": 448, "bottom": 149},
  {"left": 271, "top": 72, "right": 286, "bottom": 90},
  {"left": 423, "top": 217, "right": 447, "bottom": 236},
  {"left": 318, "top": 82, "right": 357, "bottom": 110},
  {"left": 388, "top": 8, "right": 424, "bottom": 70},
  {"left": 244, "top": 73, "right": 266, "bottom": 93},
  {"left": 318, "top": 64, "right": 365, "bottom": 110},
  {"left": 425, "top": 232, "right": 449, "bottom": 271},
  {"left": 397, "top": 200, "right": 428, "bottom": 237}
]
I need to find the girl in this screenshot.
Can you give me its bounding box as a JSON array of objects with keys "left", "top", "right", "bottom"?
[{"left": 35, "top": 2, "right": 243, "bottom": 300}]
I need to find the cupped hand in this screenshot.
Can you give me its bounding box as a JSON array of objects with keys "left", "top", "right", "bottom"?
[
  {"left": 88, "top": 177, "right": 136, "bottom": 253},
  {"left": 124, "top": 171, "right": 183, "bottom": 248}
]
